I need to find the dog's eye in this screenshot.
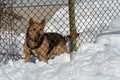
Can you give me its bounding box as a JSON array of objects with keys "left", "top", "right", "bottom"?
[{"left": 40, "top": 29, "right": 42, "bottom": 30}]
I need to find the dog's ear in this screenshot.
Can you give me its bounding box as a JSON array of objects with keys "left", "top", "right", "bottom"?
[
  {"left": 40, "top": 17, "right": 46, "bottom": 27},
  {"left": 29, "top": 18, "right": 34, "bottom": 25}
]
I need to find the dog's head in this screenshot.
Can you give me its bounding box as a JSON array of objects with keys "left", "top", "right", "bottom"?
[{"left": 27, "top": 17, "right": 46, "bottom": 42}]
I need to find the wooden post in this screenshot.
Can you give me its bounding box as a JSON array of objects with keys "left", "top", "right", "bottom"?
[{"left": 68, "top": 0, "right": 77, "bottom": 51}]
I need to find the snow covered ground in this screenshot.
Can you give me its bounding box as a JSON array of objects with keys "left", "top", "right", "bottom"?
[
  {"left": 1, "top": 17, "right": 120, "bottom": 80},
  {"left": 0, "top": 38, "right": 120, "bottom": 80}
]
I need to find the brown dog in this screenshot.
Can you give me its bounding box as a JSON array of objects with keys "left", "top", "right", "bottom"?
[{"left": 24, "top": 17, "right": 74, "bottom": 62}]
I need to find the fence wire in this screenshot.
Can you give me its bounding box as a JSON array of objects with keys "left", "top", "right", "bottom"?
[{"left": 0, "top": 0, "right": 120, "bottom": 64}]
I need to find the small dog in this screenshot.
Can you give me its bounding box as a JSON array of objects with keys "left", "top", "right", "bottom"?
[{"left": 24, "top": 17, "right": 78, "bottom": 62}]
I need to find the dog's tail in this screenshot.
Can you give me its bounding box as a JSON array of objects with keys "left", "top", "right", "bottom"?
[{"left": 64, "top": 33, "right": 79, "bottom": 42}]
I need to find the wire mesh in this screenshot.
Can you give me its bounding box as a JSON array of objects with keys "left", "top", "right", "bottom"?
[{"left": 0, "top": 0, "right": 120, "bottom": 64}]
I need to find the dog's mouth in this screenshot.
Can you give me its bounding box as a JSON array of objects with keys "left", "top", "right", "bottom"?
[{"left": 34, "top": 33, "right": 43, "bottom": 42}]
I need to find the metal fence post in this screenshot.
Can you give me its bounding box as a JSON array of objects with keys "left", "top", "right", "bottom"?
[{"left": 68, "top": 0, "right": 77, "bottom": 51}]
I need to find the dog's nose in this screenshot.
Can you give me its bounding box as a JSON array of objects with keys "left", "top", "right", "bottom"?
[
  {"left": 35, "top": 33, "right": 41, "bottom": 41},
  {"left": 37, "top": 33, "right": 41, "bottom": 38}
]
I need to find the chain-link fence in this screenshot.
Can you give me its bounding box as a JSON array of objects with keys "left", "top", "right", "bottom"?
[{"left": 1, "top": 0, "right": 120, "bottom": 64}]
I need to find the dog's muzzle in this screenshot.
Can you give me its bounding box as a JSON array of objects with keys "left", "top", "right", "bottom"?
[{"left": 35, "top": 33, "right": 42, "bottom": 42}]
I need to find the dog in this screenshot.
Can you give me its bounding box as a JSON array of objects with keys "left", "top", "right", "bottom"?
[{"left": 24, "top": 17, "right": 78, "bottom": 62}]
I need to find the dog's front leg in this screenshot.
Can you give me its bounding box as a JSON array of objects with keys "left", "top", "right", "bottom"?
[
  {"left": 38, "top": 54, "right": 48, "bottom": 62},
  {"left": 37, "top": 40, "right": 49, "bottom": 62},
  {"left": 25, "top": 52, "right": 31, "bottom": 62},
  {"left": 37, "top": 50, "right": 48, "bottom": 62}
]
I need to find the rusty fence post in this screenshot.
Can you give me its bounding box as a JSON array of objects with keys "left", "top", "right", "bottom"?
[{"left": 68, "top": 0, "right": 77, "bottom": 52}]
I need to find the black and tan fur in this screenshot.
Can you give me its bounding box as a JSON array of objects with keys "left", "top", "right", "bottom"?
[{"left": 24, "top": 17, "right": 75, "bottom": 62}]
